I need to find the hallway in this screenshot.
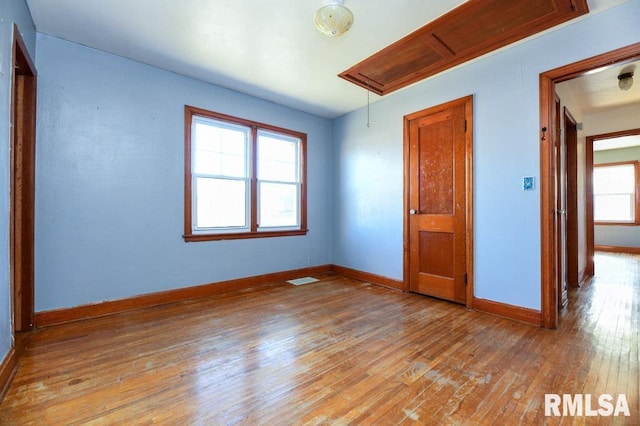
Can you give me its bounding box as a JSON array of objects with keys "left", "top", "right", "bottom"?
[{"left": 553, "top": 252, "right": 639, "bottom": 419}]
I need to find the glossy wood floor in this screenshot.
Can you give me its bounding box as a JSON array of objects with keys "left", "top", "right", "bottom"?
[{"left": 1, "top": 253, "right": 638, "bottom": 424}]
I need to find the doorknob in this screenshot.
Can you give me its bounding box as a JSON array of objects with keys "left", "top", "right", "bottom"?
[{"left": 409, "top": 209, "right": 417, "bottom": 215}]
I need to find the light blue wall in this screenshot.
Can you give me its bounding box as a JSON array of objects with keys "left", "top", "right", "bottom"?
[
  {"left": 332, "top": 0, "right": 640, "bottom": 310},
  {"left": 35, "top": 34, "right": 333, "bottom": 312},
  {"left": 594, "top": 146, "right": 640, "bottom": 248},
  {"left": 0, "top": 0, "right": 36, "bottom": 365}
]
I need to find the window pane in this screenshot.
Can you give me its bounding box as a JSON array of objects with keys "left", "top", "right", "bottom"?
[
  {"left": 194, "top": 121, "right": 247, "bottom": 177},
  {"left": 259, "top": 182, "right": 298, "bottom": 228},
  {"left": 257, "top": 133, "right": 298, "bottom": 182},
  {"left": 595, "top": 194, "right": 634, "bottom": 222},
  {"left": 196, "top": 178, "right": 247, "bottom": 228},
  {"left": 594, "top": 164, "right": 634, "bottom": 194}
]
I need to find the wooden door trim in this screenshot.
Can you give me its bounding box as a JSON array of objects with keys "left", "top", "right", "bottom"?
[
  {"left": 464, "top": 97, "right": 474, "bottom": 307},
  {"left": 403, "top": 95, "right": 474, "bottom": 307},
  {"left": 585, "top": 135, "right": 595, "bottom": 277},
  {"left": 551, "top": 98, "right": 575, "bottom": 310},
  {"left": 564, "top": 107, "right": 579, "bottom": 288},
  {"left": 586, "top": 127, "right": 640, "bottom": 274},
  {"left": 554, "top": 96, "right": 567, "bottom": 308},
  {"left": 539, "top": 42, "right": 640, "bottom": 329},
  {"left": 10, "top": 24, "right": 37, "bottom": 332}
]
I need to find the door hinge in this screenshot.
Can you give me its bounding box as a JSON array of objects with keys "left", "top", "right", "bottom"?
[
  {"left": 463, "top": 120, "right": 467, "bottom": 132},
  {"left": 464, "top": 273, "right": 468, "bottom": 285}
]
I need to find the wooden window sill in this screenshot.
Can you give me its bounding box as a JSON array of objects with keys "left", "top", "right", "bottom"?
[{"left": 183, "top": 229, "right": 308, "bottom": 242}]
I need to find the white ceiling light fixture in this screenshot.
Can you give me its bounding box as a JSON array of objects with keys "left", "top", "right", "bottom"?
[
  {"left": 618, "top": 71, "right": 634, "bottom": 91},
  {"left": 314, "top": 0, "right": 354, "bottom": 37}
]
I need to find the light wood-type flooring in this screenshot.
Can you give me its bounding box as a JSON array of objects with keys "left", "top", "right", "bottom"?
[{"left": 1, "top": 253, "right": 638, "bottom": 424}]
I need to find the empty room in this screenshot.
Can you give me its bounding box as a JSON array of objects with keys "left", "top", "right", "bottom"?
[{"left": 1, "top": 0, "right": 639, "bottom": 423}]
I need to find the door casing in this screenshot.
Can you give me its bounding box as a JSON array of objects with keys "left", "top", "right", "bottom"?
[
  {"left": 539, "top": 42, "right": 640, "bottom": 329},
  {"left": 554, "top": 96, "right": 568, "bottom": 309},
  {"left": 586, "top": 128, "right": 640, "bottom": 269},
  {"left": 564, "top": 108, "right": 579, "bottom": 289},
  {"left": 10, "top": 24, "right": 37, "bottom": 334}
]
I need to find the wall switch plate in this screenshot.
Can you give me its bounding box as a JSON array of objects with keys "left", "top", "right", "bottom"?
[{"left": 523, "top": 176, "right": 535, "bottom": 191}]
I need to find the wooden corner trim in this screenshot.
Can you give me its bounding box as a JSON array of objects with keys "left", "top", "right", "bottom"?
[
  {"left": 35, "top": 265, "right": 333, "bottom": 327},
  {"left": 13, "top": 24, "right": 37, "bottom": 77},
  {"left": 0, "top": 348, "right": 17, "bottom": 403},
  {"left": 331, "top": 265, "right": 405, "bottom": 291},
  {"left": 473, "top": 297, "right": 542, "bottom": 327},
  {"left": 595, "top": 245, "right": 640, "bottom": 255}
]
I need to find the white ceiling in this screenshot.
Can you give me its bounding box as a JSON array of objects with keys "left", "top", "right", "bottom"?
[
  {"left": 593, "top": 134, "right": 640, "bottom": 151},
  {"left": 25, "top": 0, "right": 633, "bottom": 119},
  {"left": 559, "top": 58, "right": 640, "bottom": 151},
  {"left": 560, "top": 59, "right": 640, "bottom": 115}
]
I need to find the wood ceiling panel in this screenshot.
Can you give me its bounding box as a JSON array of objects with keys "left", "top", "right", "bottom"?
[
  {"left": 363, "top": 41, "right": 444, "bottom": 87},
  {"left": 339, "top": 0, "right": 589, "bottom": 96}
]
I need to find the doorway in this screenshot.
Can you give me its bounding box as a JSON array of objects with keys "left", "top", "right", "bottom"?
[
  {"left": 587, "top": 128, "right": 640, "bottom": 256},
  {"left": 403, "top": 95, "right": 474, "bottom": 306},
  {"left": 10, "top": 25, "right": 37, "bottom": 334},
  {"left": 539, "top": 42, "right": 640, "bottom": 329}
]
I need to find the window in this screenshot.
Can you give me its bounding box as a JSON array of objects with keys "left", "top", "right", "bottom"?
[
  {"left": 593, "top": 161, "right": 640, "bottom": 225},
  {"left": 184, "top": 106, "right": 307, "bottom": 241}
]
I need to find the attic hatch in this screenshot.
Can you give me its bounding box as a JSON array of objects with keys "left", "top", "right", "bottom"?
[{"left": 339, "top": 0, "right": 589, "bottom": 96}]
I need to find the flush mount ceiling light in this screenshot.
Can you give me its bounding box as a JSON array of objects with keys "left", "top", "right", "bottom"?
[
  {"left": 314, "top": 0, "right": 354, "bottom": 37},
  {"left": 618, "top": 71, "right": 634, "bottom": 91}
]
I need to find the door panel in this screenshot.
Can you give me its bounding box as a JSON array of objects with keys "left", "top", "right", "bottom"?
[
  {"left": 419, "top": 112, "right": 454, "bottom": 215},
  {"left": 420, "top": 231, "right": 454, "bottom": 277},
  {"left": 406, "top": 97, "right": 471, "bottom": 304}
]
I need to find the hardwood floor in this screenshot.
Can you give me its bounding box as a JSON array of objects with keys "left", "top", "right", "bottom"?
[{"left": 1, "top": 253, "right": 638, "bottom": 424}]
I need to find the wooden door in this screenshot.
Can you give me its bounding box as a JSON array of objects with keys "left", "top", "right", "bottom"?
[
  {"left": 554, "top": 97, "right": 568, "bottom": 308},
  {"left": 405, "top": 96, "right": 472, "bottom": 304}
]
